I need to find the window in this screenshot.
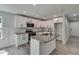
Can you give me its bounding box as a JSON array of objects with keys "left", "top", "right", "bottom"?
[{"left": 0, "top": 16, "right": 3, "bottom": 39}]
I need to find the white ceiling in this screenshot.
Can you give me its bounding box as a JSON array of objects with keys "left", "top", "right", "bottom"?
[{"left": 0, "top": 4, "right": 79, "bottom": 20}]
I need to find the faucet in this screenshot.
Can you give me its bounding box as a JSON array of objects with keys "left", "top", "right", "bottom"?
[{"left": 48, "top": 28, "right": 52, "bottom": 36}]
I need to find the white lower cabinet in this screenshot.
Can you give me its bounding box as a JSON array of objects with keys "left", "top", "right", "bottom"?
[
  {"left": 15, "top": 33, "right": 28, "bottom": 47},
  {"left": 30, "top": 37, "right": 56, "bottom": 55}
]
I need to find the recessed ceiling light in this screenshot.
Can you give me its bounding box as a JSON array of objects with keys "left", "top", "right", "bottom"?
[
  {"left": 73, "top": 14, "right": 77, "bottom": 16},
  {"left": 33, "top": 4, "right": 36, "bottom": 6},
  {"left": 23, "top": 11, "right": 27, "bottom": 13}
]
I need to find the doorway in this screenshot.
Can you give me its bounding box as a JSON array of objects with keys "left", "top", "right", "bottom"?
[{"left": 54, "top": 23, "right": 62, "bottom": 41}]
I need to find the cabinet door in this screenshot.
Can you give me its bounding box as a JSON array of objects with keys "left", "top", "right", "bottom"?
[
  {"left": 17, "top": 34, "right": 28, "bottom": 45},
  {"left": 15, "top": 16, "right": 28, "bottom": 27}
]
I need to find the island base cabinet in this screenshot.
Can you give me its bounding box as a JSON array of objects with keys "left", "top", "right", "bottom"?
[
  {"left": 30, "top": 38, "right": 56, "bottom": 55},
  {"left": 40, "top": 39, "right": 56, "bottom": 55},
  {"left": 30, "top": 38, "right": 40, "bottom": 55}
]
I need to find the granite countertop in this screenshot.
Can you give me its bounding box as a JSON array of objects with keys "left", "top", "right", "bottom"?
[{"left": 31, "top": 34, "right": 55, "bottom": 43}]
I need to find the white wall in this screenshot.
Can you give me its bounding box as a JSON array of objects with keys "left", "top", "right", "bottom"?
[
  {"left": 70, "top": 21, "right": 79, "bottom": 37},
  {"left": 0, "top": 11, "right": 15, "bottom": 48}
]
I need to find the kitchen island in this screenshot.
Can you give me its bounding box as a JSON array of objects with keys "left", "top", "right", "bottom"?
[{"left": 30, "top": 34, "right": 57, "bottom": 55}]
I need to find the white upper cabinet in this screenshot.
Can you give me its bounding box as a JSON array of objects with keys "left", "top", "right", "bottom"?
[
  {"left": 15, "top": 15, "right": 29, "bottom": 27},
  {"left": 15, "top": 15, "right": 44, "bottom": 28}
]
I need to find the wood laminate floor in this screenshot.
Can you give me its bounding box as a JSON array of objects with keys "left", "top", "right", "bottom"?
[
  {"left": 1, "top": 36, "right": 79, "bottom": 55},
  {"left": 0, "top": 44, "right": 30, "bottom": 55},
  {"left": 50, "top": 36, "right": 79, "bottom": 55}
]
